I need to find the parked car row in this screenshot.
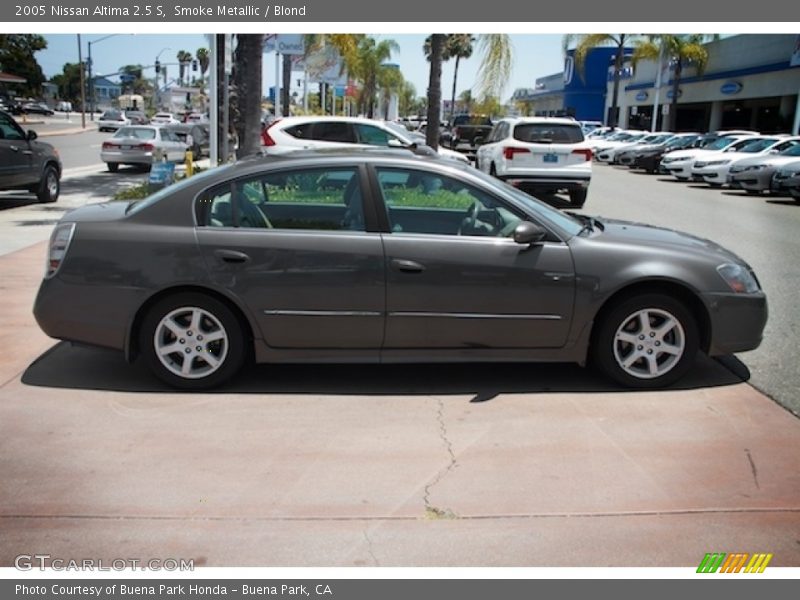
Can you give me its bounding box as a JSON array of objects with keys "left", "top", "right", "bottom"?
[
  {"left": 98, "top": 110, "right": 209, "bottom": 132},
  {"left": 589, "top": 127, "right": 800, "bottom": 202}
]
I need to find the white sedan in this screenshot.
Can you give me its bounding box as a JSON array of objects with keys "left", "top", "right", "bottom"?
[
  {"left": 690, "top": 136, "right": 800, "bottom": 186},
  {"left": 100, "top": 126, "right": 187, "bottom": 172},
  {"left": 151, "top": 112, "right": 180, "bottom": 125},
  {"left": 660, "top": 135, "right": 757, "bottom": 180}
]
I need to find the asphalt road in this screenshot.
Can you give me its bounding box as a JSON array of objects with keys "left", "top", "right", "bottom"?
[{"left": 584, "top": 163, "right": 799, "bottom": 416}]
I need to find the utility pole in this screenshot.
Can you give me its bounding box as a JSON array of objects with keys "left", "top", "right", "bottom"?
[{"left": 77, "top": 34, "right": 86, "bottom": 129}]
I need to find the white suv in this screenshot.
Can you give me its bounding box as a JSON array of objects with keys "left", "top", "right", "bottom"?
[
  {"left": 475, "top": 117, "right": 592, "bottom": 207},
  {"left": 261, "top": 116, "right": 469, "bottom": 164}
]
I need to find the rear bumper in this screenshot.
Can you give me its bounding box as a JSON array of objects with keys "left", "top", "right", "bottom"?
[{"left": 496, "top": 174, "right": 591, "bottom": 192}]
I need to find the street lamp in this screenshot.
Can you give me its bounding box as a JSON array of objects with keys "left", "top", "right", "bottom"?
[{"left": 87, "top": 34, "right": 126, "bottom": 121}]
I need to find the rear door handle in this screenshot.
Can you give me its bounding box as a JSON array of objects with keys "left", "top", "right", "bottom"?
[
  {"left": 390, "top": 258, "right": 425, "bottom": 273},
  {"left": 214, "top": 249, "right": 251, "bottom": 264}
]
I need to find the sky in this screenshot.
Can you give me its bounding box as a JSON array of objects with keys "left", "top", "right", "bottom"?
[{"left": 37, "top": 33, "right": 566, "bottom": 102}]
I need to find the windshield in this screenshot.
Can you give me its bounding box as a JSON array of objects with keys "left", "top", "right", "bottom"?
[
  {"left": 384, "top": 121, "right": 414, "bottom": 142},
  {"left": 468, "top": 168, "right": 583, "bottom": 237},
  {"left": 780, "top": 143, "right": 800, "bottom": 157},
  {"left": 706, "top": 136, "right": 746, "bottom": 151},
  {"left": 738, "top": 138, "right": 779, "bottom": 153}
]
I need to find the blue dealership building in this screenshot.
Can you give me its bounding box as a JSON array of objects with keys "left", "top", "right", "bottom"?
[{"left": 514, "top": 34, "right": 800, "bottom": 134}]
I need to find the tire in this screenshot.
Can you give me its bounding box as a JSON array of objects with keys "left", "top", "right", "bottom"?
[
  {"left": 139, "top": 292, "right": 246, "bottom": 390},
  {"left": 745, "top": 189, "right": 761, "bottom": 195},
  {"left": 36, "top": 164, "right": 60, "bottom": 203},
  {"left": 569, "top": 188, "right": 588, "bottom": 208},
  {"left": 107, "top": 162, "right": 119, "bottom": 173},
  {"left": 489, "top": 163, "right": 497, "bottom": 177},
  {"left": 592, "top": 293, "right": 699, "bottom": 389}
]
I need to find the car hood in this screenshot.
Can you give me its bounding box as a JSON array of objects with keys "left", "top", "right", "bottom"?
[
  {"left": 592, "top": 217, "right": 747, "bottom": 265},
  {"left": 662, "top": 148, "right": 718, "bottom": 161},
  {"left": 732, "top": 154, "right": 800, "bottom": 169}
]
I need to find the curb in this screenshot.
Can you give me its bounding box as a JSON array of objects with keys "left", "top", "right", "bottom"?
[{"left": 38, "top": 126, "right": 94, "bottom": 138}]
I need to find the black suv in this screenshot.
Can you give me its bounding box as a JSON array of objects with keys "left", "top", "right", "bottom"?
[{"left": 0, "top": 109, "right": 62, "bottom": 203}]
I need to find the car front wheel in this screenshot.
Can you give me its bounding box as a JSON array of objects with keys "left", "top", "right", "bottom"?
[
  {"left": 140, "top": 293, "right": 246, "bottom": 390},
  {"left": 592, "top": 294, "right": 699, "bottom": 388}
]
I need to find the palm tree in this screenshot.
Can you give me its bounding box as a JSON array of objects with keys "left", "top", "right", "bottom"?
[
  {"left": 176, "top": 50, "right": 193, "bottom": 85},
  {"left": 424, "top": 34, "right": 446, "bottom": 149},
  {"left": 231, "top": 35, "right": 262, "bottom": 158},
  {"left": 424, "top": 34, "right": 511, "bottom": 149},
  {"left": 564, "top": 34, "right": 634, "bottom": 129},
  {"left": 351, "top": 37, "right": 399, "bottom": 118},
  {"left": 195, "top": 47, "right": 209, "bottom": 79},
  {"left": 377, "top": 65, "right": 404, "bottom": 119},
  {"left": 302, "top": 34, "right": 365, "bottom": 114},
  {"left": 633, "top": 34, "right": 716, "bottom": 131},
  {"left": 397, "top": 80, "right": 417, "bottom": 118},
  {"left": 446, "top": 34, "right": 475, "bottom": 122}
]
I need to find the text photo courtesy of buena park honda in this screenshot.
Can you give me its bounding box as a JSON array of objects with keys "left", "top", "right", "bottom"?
[{"left": 1, "top": 29, "right": 799, "bottom": 571}]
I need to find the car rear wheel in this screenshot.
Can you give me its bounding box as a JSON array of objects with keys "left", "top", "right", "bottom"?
[
  {"left": 107, "top": 162, "right": 119, "bottom": 172},
  {"left": 36, "top": 164, "right": 60, "bottom": 203},
  {"left": 140, "top": 293, "right": 246, "bottom": 390},
  {"left": 593, "top": 294, "right": 699, "bottom": 388},
  {"left": 569, "top": 188, "right": 587, "bottom": 208}
]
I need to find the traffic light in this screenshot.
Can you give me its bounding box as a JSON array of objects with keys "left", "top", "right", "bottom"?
[
  {"left": 155, "top": 60, "right": 160, "bottom": 74},
  {"left": 192, "top": 60, "right": 198, "bottom": 72}
]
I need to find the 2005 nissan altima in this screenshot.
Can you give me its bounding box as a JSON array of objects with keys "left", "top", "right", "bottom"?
[{"left": 34, "top": 151, "right": 767, "bottom": 390}]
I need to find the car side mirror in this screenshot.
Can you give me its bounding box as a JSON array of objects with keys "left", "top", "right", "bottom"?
[
  {"left": 513, "top": 221, "right": 547, "bottom": 245},
  {"left": 474, "top": 136, "right": 485, "bottom": 147},
  {"left": 27, "top": 130, "right": 38, "bottom": 141},
  {"left": 387, "top": 138, "right": 409, "bottom": 149}
]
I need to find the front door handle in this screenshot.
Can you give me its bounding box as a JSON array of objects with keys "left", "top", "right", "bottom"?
[
  {"left": 391, "top": 258, "right": 425, "bottom": 273},
  {"left": 214, "top": 249, "right": 251, "bottom": 264}
]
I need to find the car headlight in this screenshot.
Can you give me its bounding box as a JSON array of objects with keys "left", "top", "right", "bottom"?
[
  {"left": 706, "top": 159, "right": 731, "bottom": 167},
  {"left": 743, "top": 164, "right": 769, "bottom": 171},
  {"left": 717, "top": 263, "right": 760, "bottom": 294}
]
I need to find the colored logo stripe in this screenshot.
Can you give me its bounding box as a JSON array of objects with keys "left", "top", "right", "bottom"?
[{"left": 697, "top": 552, "right": 772, "bottom": 573}]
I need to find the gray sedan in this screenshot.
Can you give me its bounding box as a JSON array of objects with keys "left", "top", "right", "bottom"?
[
  {"left": 34, "top": 151, "right": 767, "bottom": 390},
  {"left": 728, "top": 142, "right": 800, "bottom": 193},
  {"left": 101, "top": 126, "right": 187, "bottom": 172},
  {"left": 770, "top": 159, "right": 800, "bottom": 200}
]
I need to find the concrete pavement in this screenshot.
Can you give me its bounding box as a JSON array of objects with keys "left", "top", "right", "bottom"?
[{"left": 1, "top": 242, "right": 799, "bottom": 567}]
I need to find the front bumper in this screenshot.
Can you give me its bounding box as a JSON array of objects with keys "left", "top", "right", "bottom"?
[
  {"left": 727, "top": 169, "right": 774, "bottom": 192},
  {"left": 702, "top": 291, "right": 768, "bottom": 356}
]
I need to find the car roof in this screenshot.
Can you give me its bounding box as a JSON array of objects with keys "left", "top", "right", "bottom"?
[{"left": 273, "top": 115, "right": 397, "bottom": 127}]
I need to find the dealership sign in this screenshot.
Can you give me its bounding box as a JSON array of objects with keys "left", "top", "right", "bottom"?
[
  {"left": 720, "top": 81, "right": 743, "bottom": 95},
  {"left": 635, "top": 91, "right": 648, "bottom": 102}
]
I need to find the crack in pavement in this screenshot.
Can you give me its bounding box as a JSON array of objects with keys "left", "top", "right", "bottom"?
[
  {"left": 362, "top": 529, "right": 379, "bottom": 566},
  {"left": 745, "top": 448, "right": 760, "bottom": 490},
  {"left": 422, "top": 396, "right": 458, "bottom": 517}
]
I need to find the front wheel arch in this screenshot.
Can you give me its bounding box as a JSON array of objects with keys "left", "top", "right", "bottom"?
[{"left": 589, "top": 280, "right": 712, "bottom": 358}]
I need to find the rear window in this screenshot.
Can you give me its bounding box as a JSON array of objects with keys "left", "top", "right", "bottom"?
[
  {"left": 512, "top": 123, "right": 584, "bottom": 144},
  {"left": 115, "top": 127, "right": 156, "bottom": 140}
]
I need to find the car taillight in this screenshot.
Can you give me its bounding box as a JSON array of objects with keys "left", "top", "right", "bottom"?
[
  {"left": 503, "top": 147, "right": 530, "bottom": 160},
  {"left": 138, "top": 143, "right": 154, "bottom": 151},
  {"left": 46, "top": 223, "right": 75, "bottom": 279},
  {"left": 102, "top": 141, "right": 115, "bottom": 149},
  {"left": 262, "top": 120, "right": 281, "bottom": 146},
  {"left": 571, "top": 148, "right": 593, "bottom": 161}
]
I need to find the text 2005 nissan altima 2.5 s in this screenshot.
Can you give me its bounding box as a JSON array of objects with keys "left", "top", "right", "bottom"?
[{"left": 34, "top": 151, "right": 767, "bottom": 390}]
